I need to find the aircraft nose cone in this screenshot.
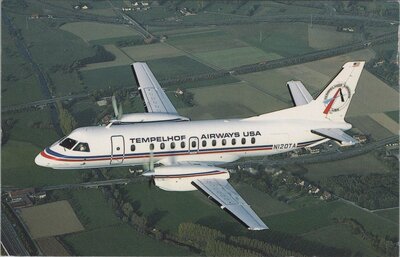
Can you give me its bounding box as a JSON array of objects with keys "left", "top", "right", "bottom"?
[{"left": 35, "top": 152, "right": 49, "bottom": 167}]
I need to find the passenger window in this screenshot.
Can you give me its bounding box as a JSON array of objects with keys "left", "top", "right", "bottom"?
[
  {"left": 60, "top": 138, "right": 77, "bottom": 149},
  {"left": 150, "top": 143, "right": 154, "bottom": 151},
  {"left": 202, "top": 140, "right": 207, "bottom": 147},
  {"left": 251, "top": 137, "right": 256, "bottom": 144},
  {"left": 73, "top": 142, "right": 90, "bottom": 152},
  {"left": 222, "top": 139, "right": 226, "bottom": 146},
  {"left": 232, "top": 138, "right": 236, "bottom": 145},
  {"left": 181, "top": 141, "right": 186, "bottom": 148},
  {"left": 241, "top": 138, "right": 246, "bottom": 145},
  {"left": 160, "top": 143, "right": 165, "bottom": 150},
  {"left": 131, "top": 145, "right": 136, "bottom": 151},
  {"left": 212, "top": 140, "right": 216, "bottom": 147},
  {"left": 191, "top": 141, "right": 197, "bottom": 148},
  {"left": 171, "top": 142, "right": 175, "bottom": 149}
]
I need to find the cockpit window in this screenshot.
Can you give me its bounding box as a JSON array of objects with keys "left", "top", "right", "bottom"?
[
  {"left": 73, "top": 143, "right": 90, "bottom": 152},
  {"left": 60, "top": 138, "right": 77, "bottom": 149}
]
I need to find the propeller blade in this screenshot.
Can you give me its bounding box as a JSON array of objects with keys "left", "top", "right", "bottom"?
[
  {"left": 148, "top": 176, "right": 155, "bottom": 189},
  {"left": 339, "top": 88, "right": 344, "bottom": 102},
  {"left": 118, "top": 104, "right": 123, "bottom": 120},
  {"left": 112, "top": 95, "right": 119, "bottom": 118},
  {"left": 149, "top": 151, "right": 154, "bottom": 171}
]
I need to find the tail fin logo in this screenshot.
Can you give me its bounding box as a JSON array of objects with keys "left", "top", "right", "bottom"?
[{"left": 323, "top": 84, "right": 351, "bottom": 114}]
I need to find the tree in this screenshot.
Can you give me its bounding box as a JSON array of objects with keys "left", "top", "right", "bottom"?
[{"left": 56, "top": 101, "right": 77, "bottom": 135}]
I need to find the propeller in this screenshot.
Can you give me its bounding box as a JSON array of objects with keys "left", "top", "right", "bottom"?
[
  {"left": 111, "top": 95, "right": 123, "bottom": 120},
  {"left": 142, "top": 150, "right": 155, "bottom": 188}
]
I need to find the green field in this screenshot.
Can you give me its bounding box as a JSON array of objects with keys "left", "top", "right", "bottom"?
[
  {"left": 234, "top": 183, "right": 294, "bottom": 217},
  {"left": 80, "top": 65, "right": 134, "bottom": 90},
  {"left": 146, "top": 56, "right": 215, "bottom": 80},
  {"left": 304, "top": 152, "right": 389, "bottom": 182},
  {"left": 81, "top": 44, "right": 133, "bottom": 71},
  {"left": 265, "top": 200, "right": 398, "bottom": 238},
  {"left": 222, "top": 22, "right": 314, "bottom": 57},
  {"left": 1, "top": 140, "right": 81, "bottom": 188},
  {"left": 180, "top": 81, "right": 287, "bottom": 120},
  {"left": 80, "top": 55, "right": 215, "bottom": 90},
  {"left": 3, "top": 109, "right": 59, "bottom": 148},
  {"left": 55, "top": 189, "right": 122, "bottom": 230},
  {"left": 121, "top": 43, "right": 184, "bottom": 61},
  {"left": 167, "top": 75, "right": 240, "bottom": 91},
  {"left": 60, "top": 22, "right": 139, "bottom": 42},
  {"left": 168, "top": 30, "right": 248, "bottom": 53},
  {"left": 63, "top": 223, "right": 193, "bottom": 256},
  {"left": 347, "top": 115, "right": 394, "bottom": 140},
  {"left": 1, "top": 109, "right": 83, "bottom": 188},
  {"left": 88, "top": 35, "right": 143, "bottom": 45},
  {"left": 302, "top": 224, "right": 381, "bottom": 257},
  {"left": 7, "top": 14, "right": 96, "bottom": 96},
  {"left": 373, "top": 208, "right": 399, "bottom": 224},
  {"left": 125, "top": 182, "right": 234, "bottom": 233},
  {"left": 385, "top": 110, "right": 399, "bottom": 123},
  {"left": 57, "top": 188, "right": 194, "bottom": 255},
  {"left": 308, "top": 24, "right": 361, "bottom": 50},
  {"left": 1, "top": 22, "right": 44, "bottom": 106},
  {"left": 195, "top": 46, "right": 281, "bottom": 69}
]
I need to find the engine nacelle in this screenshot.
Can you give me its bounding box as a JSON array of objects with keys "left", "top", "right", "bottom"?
[
  {"left": 153, "top": 165, "right": 229, "bottom": 192},
  {"left": 111, "top": 113, "right": 189, "bottom": 125}
]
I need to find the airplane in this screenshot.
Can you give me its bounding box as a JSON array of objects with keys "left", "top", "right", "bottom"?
[{"left": 35, "top": 61, "right": 365, "bottom": 230}]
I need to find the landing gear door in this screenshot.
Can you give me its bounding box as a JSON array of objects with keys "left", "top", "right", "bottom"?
[{"left": 111, "top": 136, "right": 125, "bottom": 164}]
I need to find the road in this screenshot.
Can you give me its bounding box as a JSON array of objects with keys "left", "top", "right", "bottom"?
[
  {"left": 2, "top": 93, "right": 89, "bottom": 113},
  {"left": 1, "top": 214, "right": 30, "bottom": 256},
  {"left": 39, "top": 178, "right": 145, "bottom": 191}
]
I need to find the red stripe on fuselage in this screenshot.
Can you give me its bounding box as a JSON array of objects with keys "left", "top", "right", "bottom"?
[{"left": 154, "top": 171, "right": 226, "bottom": 179}]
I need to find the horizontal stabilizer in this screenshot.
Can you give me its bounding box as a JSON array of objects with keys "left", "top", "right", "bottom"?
[
  {"left": 287, "top": 81, "right": 313, "bottom": 106},
  {"left": 311, "top": 128, "right": 356, "bottom": 146}
]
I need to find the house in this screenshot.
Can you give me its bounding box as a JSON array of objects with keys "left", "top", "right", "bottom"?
[
  {"left": 175, "top": 88, "right": 184, "bottom": 95},
  {"left": 320, "top": 191, "right": 332, "bottom": 200},
  {"left": 8, "top": 188, "right": 35, "bottom": 208},
  {"left": 308, "top": 148, "right": 320, "bottom": 154},
  {"left": 30, "top": 13, "right": 40, "bottom": 19},
  {"left": 353, "top": 135, "right": 367, "bottom": 143},
  {"left": 8, "top": 188, "right": 35, "bottom": 201},
  {"left": 97, "top": 99, "right": 108, "bottom": 106},
  {"left": 33, "top": 191, "right": 47, "bottom": 199}
]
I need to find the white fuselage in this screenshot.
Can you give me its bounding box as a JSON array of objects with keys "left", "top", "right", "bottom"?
[{"left": 35, "top": 112, "right": 350, "bottom": 170}]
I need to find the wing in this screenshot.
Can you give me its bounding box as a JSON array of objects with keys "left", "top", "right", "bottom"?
[
  {"left": 131, "top": 62, "right": 178, "bottom": 114},
  {"left": 287, "top": 81, "right": 313, "bottom": 106},
  {"left": 311, "top": 128, "right": 357, "bottom": 146},
  {"left": 192, "top": 179, "right": 268, "bottom": 230}
]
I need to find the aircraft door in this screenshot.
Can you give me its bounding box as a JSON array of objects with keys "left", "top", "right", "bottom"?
[
  {"left": 188, "top": 137, "right": 199, "bottom": 154},
  {"left": 111, "top": 135, "right": 125, "bottom": 164}
]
